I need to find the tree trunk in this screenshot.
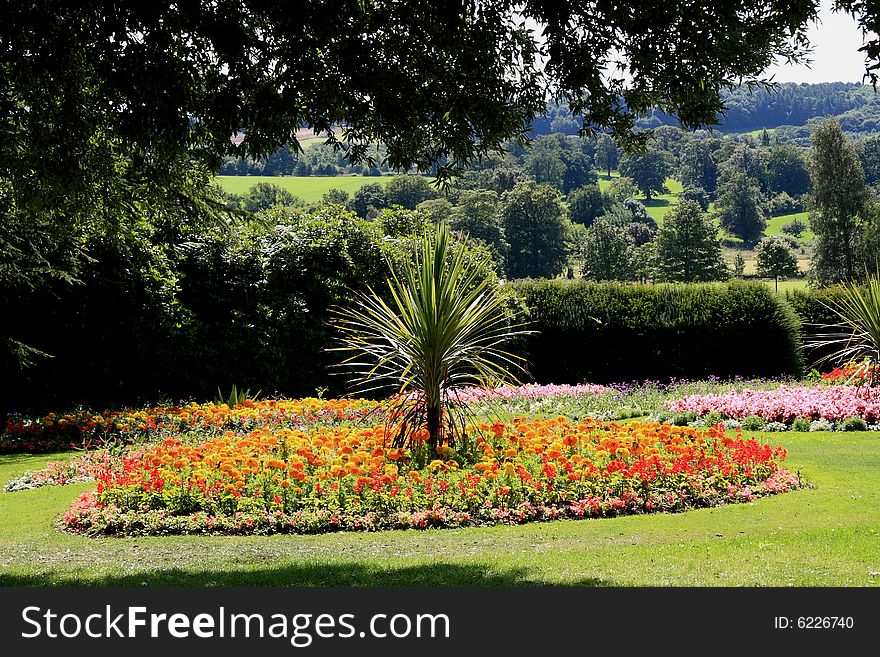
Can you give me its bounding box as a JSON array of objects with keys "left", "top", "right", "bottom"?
[{"left": 426, "top": 401, "right": 441, "bottom": 451}]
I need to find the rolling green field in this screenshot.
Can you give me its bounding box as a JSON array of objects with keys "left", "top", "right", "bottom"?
[
  {"left": 216, "top": 175, "right": 406, "bottom": 203},
  {"left": 1, "top": 429, "right": 877, "bottom": 587},
  {"left": 598, "top": 173, "right": 681, "bottom": 223},
  {"left": 766, "top": 211, "right": 814, "bottom": 240}
]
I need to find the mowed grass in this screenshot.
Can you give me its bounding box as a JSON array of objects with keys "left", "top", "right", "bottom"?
[
  {"left": 215, "top": 175, "right": 406, "bottom": 203},
  {"left": 597, "top": 173, "right": 681, "bottom": 223},
  {"left": 1, "top": 430, "right": 878, "bottom": 587},
  {"left": 766, "top": 211, "right": 814, "bottom": 241}
]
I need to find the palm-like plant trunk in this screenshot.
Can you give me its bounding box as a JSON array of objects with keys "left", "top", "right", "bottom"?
[{"left": 426, "top": 400, "right": 441, "bottom": 451}]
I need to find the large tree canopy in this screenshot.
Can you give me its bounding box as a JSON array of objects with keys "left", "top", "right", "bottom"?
[{"left": 1, "top": 0, "right": 843, "bottom": 204}]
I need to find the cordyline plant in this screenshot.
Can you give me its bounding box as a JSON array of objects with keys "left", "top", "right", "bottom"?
[
  {"left": 330, "top": 222, "right": 530, "bottom": 450},
  {"left": 808, "top": 272, "right": 880, "bottom": 387}
]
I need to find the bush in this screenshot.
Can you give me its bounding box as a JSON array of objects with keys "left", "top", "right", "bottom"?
[
  {"left": 741, "top": 415, "right": 766, "bottom": 430},
  {"left": 843, "top": 416, "right": 868, "bottom": 431},
  {"left": 791, "top": 417, "right": 811, "bottom": 432},
  {"left": 781, "top": 218, "right": 807, "bottom": 238},
  {"left": 809, "top": 419, "right": 834, "bottom": 432},
  {"left": 508, "top": 280, "right": 804, "bottom": 384},
  {"left": 766, "top": 192, "right": 803, "bottom": 217}
]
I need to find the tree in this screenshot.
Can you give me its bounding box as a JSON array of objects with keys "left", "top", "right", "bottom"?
[
  {"left": 560, "top": 149, "right": 598, "bottom": 194},
  {"left": 809, "top": 117, "right": 868, "bottom": 284},
  {"left": 619, "top": 150, "right": 671, "bottom": 201},
  {"left": 606, "top": 177, "right": 640, "bottom": 203},
  {"left": 322, "top": 188, "right": 350, "bottom": 205},
  {"left": 350, "top": 183, "right": 389, "bottom": 218},
  {"left": 501, "top": 181, "right": 571, "bottom": 279},
  {"left": 448, "top": 190, "right": 508, "bottom": 271},
  {"left": 755, "top": 236, "right": 800, "bottom": 291},
  {"left": 766, "top": 144, "right": 811, "bottom": 196},
  {"left": 595, "top": 135, "right": 619, "bottom": 177},
  {"left": 717, "top": 142, "right": 768, "bottom": 191},
  {"left": 782, "top": 218, "right": 808, "bottom": 238},
  {"left": 732, "top": 253, "right": 746, "bottom": 278},
  {"left": 678, "top": 140, "right": 718, "bottom": 194},
  {"left": 235, "top": 183, "right": 302, "bottom": 213},
  {"left": 580, "top": 219, "right": 637, "bottom": 281},
  {"left": 1, "top": 0, "right": 862, "bottom": 374},
  {"left": 858, "top": 136, "right": 880, "bottom": 186},
  {"left": 716, "top": 173, "right": 766, "bottom": 247},
  {"left": 385, "top": 175, "right": 439, "bottom": 210},
  {"left": 524, "top": 144, "right": 566, "bottom": 190},
  {"left": 568, "top": 185, "right": 608, "bottom": 227},
  {"left": 331, "top": 222, "right": 527, "bottom": 450},
  {"left": 680, "top": 186, "right": 711, "bottom": 211},
  {"left": 655, "top": 200, "right": 728, "bottom": 282},
  {"left": 416, "top": 198, "right": 454, "bottom": 225}
]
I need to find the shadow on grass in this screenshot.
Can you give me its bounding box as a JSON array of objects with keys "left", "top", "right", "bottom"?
[
  {"left": 643, "top": 198, "right": 670, "bottom": 208},
  {"left": 0, "top": 562, "right": 614, "bottom": 588}
]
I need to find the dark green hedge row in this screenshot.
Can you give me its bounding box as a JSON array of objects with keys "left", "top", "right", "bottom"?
[
  {"left": 509, "top": 280, "right": 805, "bottom": 383},
  {"left": 785, "top": 287, "right": 852, "bottom": 370}
]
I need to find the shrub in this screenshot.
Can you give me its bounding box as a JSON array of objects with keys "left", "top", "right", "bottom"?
[
  {"left": 781, "top": 218, "right": 807, "bottom": 238},
  {"left": 791, "top": 417, "right": 811, "bottom": 432},
  {"left": 703, "top": 411, "right": 724, "bottom": 426},
  {"left": 673, "top": 411, "right": 697, "bottom": 426},
  {"left": 741, "top": 415, "right": 766, "bottom": 430},
  {"left": 509, "top": 280, "right": 804, "bottom": 384},
  {"left": 843, "top": 416, "right": 868, "bottom": 431},
  {"left": 809, "top": 418, "right": 834, "bottom": 432}
]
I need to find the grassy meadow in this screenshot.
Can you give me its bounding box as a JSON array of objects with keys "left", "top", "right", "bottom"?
[{"left": 216, "top": 174, "right": 406, "bottom": 203}]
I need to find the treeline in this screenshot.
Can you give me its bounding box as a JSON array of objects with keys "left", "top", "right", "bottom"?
[
  {"left": 219, "top": 142, "right": 392, "bottom": 176},
  {"left": 534, "top": 82, "right": 874, "bottom": 136}
]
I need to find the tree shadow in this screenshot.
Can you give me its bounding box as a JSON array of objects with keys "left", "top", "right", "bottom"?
[
  {"left": 643, "top": 198, "right": 670, "bottom": 208},
  {"left": 0, "top": 562, "right": 614, "bottom": 588}
]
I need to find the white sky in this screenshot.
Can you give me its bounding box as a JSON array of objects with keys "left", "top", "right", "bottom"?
[{"left": 765, "top": 1, "right": 869, "bottom": 83}]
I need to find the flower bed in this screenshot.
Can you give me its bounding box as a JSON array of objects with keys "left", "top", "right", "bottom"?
[
  {"left": 665, "top": 385, "right": 880, "bottom": 426},
  {"left": 1, "top": 398, "right": 381, "bottom": 454},
  {"left": 450, "top": 383, "right": 612, "bottom": 404},
  {"left": 61, "top": 419, "right": 800, "bottom": 537},
  {"left": 2, "top": 385, "right": 618, "bottom": 455}
]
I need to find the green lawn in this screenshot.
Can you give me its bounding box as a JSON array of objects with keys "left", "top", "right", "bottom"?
[
  {"left": 215, "top": 175, "right": 406, "bottom": 203},
  {"left": 2, "top": 430, "right": 878, "bottom": 586},
  {"left": 766, "top": 211, "right": 814, "bottom": 241},
  {"left": 597, "top": 173, "right": 681, "bottom": 223}
]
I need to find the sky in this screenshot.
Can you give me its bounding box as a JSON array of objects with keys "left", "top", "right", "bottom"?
[{"left": 765, "top": 1, "right": 868, "bottom": 83}]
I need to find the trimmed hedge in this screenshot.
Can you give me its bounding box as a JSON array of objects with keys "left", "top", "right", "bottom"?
[
  {"left": 509, "top": 280, "right": 804, "bottom": 384},
  {"left": 786, "top": 286, "right": 853, "bottom": 370}
]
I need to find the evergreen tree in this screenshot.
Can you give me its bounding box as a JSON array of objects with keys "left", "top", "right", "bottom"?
[
  {"left": 716, "top": 173, "right": 766, "bottom": 247},
  {"left": 655, "top": 200, "right": 727, "bottom": 282},
  {"left": 809, "top": 117, "right": 868, "bottom": 284}
]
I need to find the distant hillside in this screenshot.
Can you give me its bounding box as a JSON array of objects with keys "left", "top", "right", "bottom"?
[{"left": 532, "top": 82, "right": 880, "bottom": 140}]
